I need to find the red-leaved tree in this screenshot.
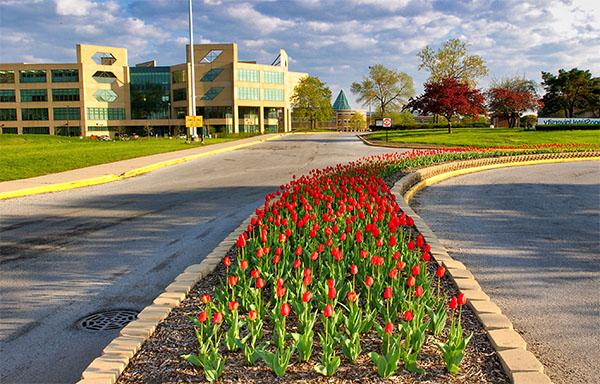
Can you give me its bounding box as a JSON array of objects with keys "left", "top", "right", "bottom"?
[
  {"left": 405, "top": 77, "right": 486, "bottom": 133},
  {"left": 487, "top": 79, "right": 542, "bottom": 128}
]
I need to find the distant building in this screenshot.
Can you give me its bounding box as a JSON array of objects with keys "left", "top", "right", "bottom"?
[
  {"left": 0, "top": 43, "right": 307, "bottom": 136},
  {"left": 332, "top": 89, "right": 366, "bottom": 131}
]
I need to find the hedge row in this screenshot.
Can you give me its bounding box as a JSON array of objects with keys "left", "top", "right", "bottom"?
[
  {"left": 535, "top": 124, "right": 600, "bottom": 131},
  {"left": 370, "top": 122, "right": 489, "bottom": 131}
]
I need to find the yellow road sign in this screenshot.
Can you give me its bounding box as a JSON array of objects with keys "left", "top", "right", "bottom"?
[{"left": 185, "top": 115, "right": 203, "bottom": 127}]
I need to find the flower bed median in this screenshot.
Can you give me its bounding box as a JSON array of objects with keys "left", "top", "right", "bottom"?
[{"left": 113, "top": 145, "right": 597, "bottom": 383}]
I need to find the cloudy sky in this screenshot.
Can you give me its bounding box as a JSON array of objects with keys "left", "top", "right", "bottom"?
[{"left": 1, "top": 0, "right": 599, "bottom": 108}]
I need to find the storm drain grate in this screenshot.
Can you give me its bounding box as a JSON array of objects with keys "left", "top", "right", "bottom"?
[{"left": 78, "top": 309, "right": 138, "bottom": 331}]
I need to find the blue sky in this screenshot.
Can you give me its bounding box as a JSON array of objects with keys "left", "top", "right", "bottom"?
[{"left": 1, "top": 0, "right": 599, "bottom": 109}]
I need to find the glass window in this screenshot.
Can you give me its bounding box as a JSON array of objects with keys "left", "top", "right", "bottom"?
[
  {"left": 130, "top": 66, "right": 170, "bottom": 119},
  {"left": 52, "top": 88, "right": 80, "bottom": 102},
  {"left": 55, "top": 125, "right": 80, "bottom": 136},
  {"left": 263, "top": 88, "right": 284, "bottom": 101},
  {"left": 92, "top": 71, "right": 117, "bottom": 84},
  {"left": 0, "top": 90, "right": 16, "bottom": 102},
  {"left": 0, "top": 70, "right": 15, "bottom": 84},
  {"left": 263, "top": 71, "right": 284, "bottom": 84},
  {"left": 53, "top": 107, "right": 80, "bottom": 120},
  {"left": 0, "top": 108, "right": 17, "bottom": 121},
  {"left": 22, "top": 108, "right": 49, "bottom": 120},
  {"left": 94, "top": 89, "right": 117, "bottom": 102},
  {"left": 199, "top": 50, "right": 223, "bottom": 64},
  {"left": 198, "top": 106, "right": 232, "bottom": 119},
  {"left": 51, "top": 69, "right": 79, "bottom": 83},
  {"left": 236, "top": 87, "right": 259, "bottom": 100},
  {"left": 21, "top": 89, "right": 48, "bottom": 102},
  {"left": 172, "top": 69, "right": 187, "bottom": 84},
  {"left": 86, "top": 107, "right": 125, "bottom": 120},
  {"left": 173, "top": 88, "right": 187, "bottom": 102},
  {"left": 19, "top": 70, "right": 47, "bottom": 83},
  {"left": 23, "top": 126, "right": 50, "bottom": 134},
  {"left": 237, "top": 69, "right": 259, "bottom": 82},
  {"left": 174, "top": 107, "right": 187, "bottom": 119},
  {"left": 200, "top": 68, "right": 224, "bottom": 82},
  {"left": 201, "top": 87, "right": 224, "bottom": 100},
  {"left": 1, "top": 127, "right": 18, "bottom": 134}
]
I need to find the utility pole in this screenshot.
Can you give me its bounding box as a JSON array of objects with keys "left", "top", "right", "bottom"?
[{"left": 188, "top": 0, "right": 197, "bottom": 139}]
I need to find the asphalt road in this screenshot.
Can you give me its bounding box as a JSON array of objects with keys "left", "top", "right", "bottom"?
[
  {"left": 0, "top": 134, "right": 404, "bottom": 384},
  {"left": 411, "top": 161, "right": 600, "bottom": 384}
]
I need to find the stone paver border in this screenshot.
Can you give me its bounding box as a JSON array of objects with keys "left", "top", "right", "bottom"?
[{"left": 78, "top": 151, "right": 598, "bottom": 383}]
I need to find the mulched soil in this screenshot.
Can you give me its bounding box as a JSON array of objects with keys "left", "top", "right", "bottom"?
[{"left": 117, "top": 172, "right": 510, "bottom": 383}]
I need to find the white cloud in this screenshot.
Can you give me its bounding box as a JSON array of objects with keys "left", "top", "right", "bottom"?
[
  {"left": 55, "top": 0, "right": 95, "bottom": 17},
  {"left": 227, "top": 3, "right": 295, "bottom": 34},
  {"left": 350, "top": 0, "right": 409, "bottom": 12}
]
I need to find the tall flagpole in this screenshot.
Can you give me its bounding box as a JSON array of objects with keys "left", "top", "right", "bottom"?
[{"left": 188, "top": 0, "right": 197, "bottom": 138}]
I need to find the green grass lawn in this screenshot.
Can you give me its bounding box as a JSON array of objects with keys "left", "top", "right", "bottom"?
[
  {"left": 367, "top": 128, "right": 600, "bottom": 147},
  {"left": 0, "top": 133, "right": 259, "bottom": 182}
]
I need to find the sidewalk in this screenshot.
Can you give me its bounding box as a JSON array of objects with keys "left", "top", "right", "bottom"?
[{"left": 0, "top": 133, "right": 285, "bottom": 199}]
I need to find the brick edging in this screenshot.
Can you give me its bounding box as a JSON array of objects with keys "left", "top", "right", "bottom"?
[{"left": 390, "top": 152, "right": 599, "bottom": 384}]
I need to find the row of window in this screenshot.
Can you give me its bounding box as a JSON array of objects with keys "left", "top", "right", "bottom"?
[
  {"left": 0, "top": 107, "right": 124, "bottom": 121},
  {"left": 0, "top": 69, "right": 79, "bottom": 84},
  {"left": 0, "top": 88, "right": 80, "bottom": 102},
  {"left": 237, "top": 69, "right": 284, "bottom": 84},
  {"left": 237, "top": 87, "right": 285, "bottom": 101}
]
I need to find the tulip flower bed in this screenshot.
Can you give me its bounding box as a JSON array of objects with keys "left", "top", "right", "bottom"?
[{"left": 117, "top": 147, "right": 595, "bottom": 383}]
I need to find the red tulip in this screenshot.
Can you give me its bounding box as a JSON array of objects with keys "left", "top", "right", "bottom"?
[
  {"left": 295, "top": 246, "right": 302, "bottom": 256},
  {"left": 236, "top": 234, "right": 246, "bottom": 248},
  {"left": 201, "top": 294, "right": 211, "bottom": 304},
  {"left": 293, "top": 259, "right": 301, "bottom": 269},
  {"left": 250, "top": 269, "right": 260, "bottom": 279},
  {"left": 198, "top": 311, "right": 207, "bottom": 323},
  {"left": 365, "top": 276, "right": 374, "bottom": 287},
  {"left": 458, "top": 292, "right": 467, "bottom": 306},
  {"left": 412, "top": 264, "right": 420, "bottom": 276},
  {"left": 303, "top": 274, "right": 312, "bottom": 286},
  {"left": 303, "top": 267, "right": 311, "bottom": 277},
  {"left": 255, "top": 278, "right": 265, "bottom": 289},
  {"left": 396, "top": 260, "right": 405, "bottom": 270},
  {"left": 350, "top": 264, "right": 358, "bottom": 275},
  {"left": 355, "top": 230, "right": 363, "bottom": 243},
  {"left": 240, "top": 260, "right": 248, "bottom": 270},
  {"left": 328, "top": 287, "right": 337, "bottom": 299},
  {"left": 435, "top": 266, "right": 446, "bottom": 278},
  {"left": 228, "top": 275, "right": 238, "bottom": 286},
  {"left": 403, "top": 310, "right": 414, "bottom": 321},
  {"left": 327, "top": 279, "right": 335, "bottom": 288},
  {"left": 310, "top": 251, "right": 319, "bottom": 260},
  {"left": 407, "top": 240, "right": 415, "bottom": 250},
  {"left": 248, "top": 310, "right": 257, "bottom": 321},
  {"left": 383, "top": 287, "right": 393, "bottom": 300},
  {"left": 347, "top": 291, "right": 358, "bottom": 303},
  {"left": 360, "top": 249, "right": 368, "bottom": 258},
  {"left": 388, "top": 268, "right": 398, "bottom": 279},
  {"left": 384, "top": 322, "right": 394, "bottom": 334},
  {"left": 415, "top": 285, "right": 424, "bottom": 298},
  {"left": 280, "top": 302, "right": 291, "bottom": 317},
  {"left": 212, "top": 311, "right": 223, "bottom": 324},
  {"left": 406, "top": 276, "right": 416, "bottom": 287},
  {"left": 449, "top": 296, "right": 458, "bottom": 310},
  {"left": 278, "top": 233, "right": 287, "bottom": 243},
  {"left": 323, "top": 304, "right": 334, "bottom": 318},
  {"left": 302, "top": 291, "right": 312, "bottom": 303},
  {"left": 276, "top": 285, "right": 287, "bottom": 298},
  {"left": 392, "top": 250, "right": 401, "bottom": 260},
  {"left": 416, "top": 234, "right": 424, "bottom": 248},
  {"left": 228, "top": 300, "right": 239, "bottom": 311},
  {"left": 422, "top": 252, "right": 431, "bottom": 262},
  {"left": 223, "top": 256, "right": 232, "bottom": 267}
]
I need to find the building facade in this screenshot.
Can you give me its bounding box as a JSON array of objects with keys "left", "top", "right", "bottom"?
[
  {"left": 332, "top": 89, "right": 366, "bottom": 131},
  {"left": 0, "top": 43, "right": 307, "bottom": 136}
]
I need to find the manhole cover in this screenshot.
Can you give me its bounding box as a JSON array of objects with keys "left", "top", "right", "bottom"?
[{"left": 77, "top": 309, "right": 138, "bottom": 331}]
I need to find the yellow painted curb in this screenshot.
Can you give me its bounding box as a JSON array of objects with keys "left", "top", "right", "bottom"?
[
  {"left": 0, "top": 175, "right": 120, "bottom": 200},
  {"left": 0, "top": 134, "right": 286, "bottom": 200},
  {"left": 404, "top": 156, "right": 600, "bottom": 202}
]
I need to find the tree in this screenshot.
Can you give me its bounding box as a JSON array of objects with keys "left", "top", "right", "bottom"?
[
  {"left": 351, "top": 64, "right": 414, "bottom": 117},
  {"left": 487, "top": 77, "right": 542, "bottom": 128},
  {"left": 371, "top": 110, "right": 415, "bottom": 125},
  {"left": 291, "top": 76, "right": 333, "bottom": 130},
  {"left": 405, "top": 77, "right": 486, "bottom": 134},
  {"left": 540, "top": 68, "right": 599, "bottom": 117},
  {"left": 349, "top": 112, "right": 365, "bottom": 130},
  {"left": 417, "top": 38, "right": 488, "bottom": 87}
]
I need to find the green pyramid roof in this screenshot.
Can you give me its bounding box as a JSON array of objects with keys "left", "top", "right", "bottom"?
[{"left": 333, "top": 89, "right": 352, "bottom": 111}]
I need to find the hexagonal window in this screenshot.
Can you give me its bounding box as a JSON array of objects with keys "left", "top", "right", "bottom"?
[
  {"left": 92, "top": 71, "right": 117, "bottom": 84},
  {"left": 94, "top": 89, "right": 118, "bottom": 102},
  {"left": 92, "top": 52, "right": 117, "bottom": 65}
]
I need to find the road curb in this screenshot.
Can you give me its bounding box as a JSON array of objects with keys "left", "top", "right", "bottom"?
[
  {"left": 390, "top": 152, "right": 600, "bottom": 384},
  {"left": 79, "top": 152, "right": 598, "bottom": 383},
  {"left": 0, "top": 134, "right": 286, "bottom": 201},
  {"left": 356, "top": 133, "right": 445, "bottom": 149}
]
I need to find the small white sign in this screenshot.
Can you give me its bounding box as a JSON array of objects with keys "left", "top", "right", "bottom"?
[
  {"left": 375, "top": 120, "right": 383, "bottom": 127},
  {"left": 383, "top": 117, "right": 392, "bottom": 127},
  {"left": 537, "top": 118, "right": 600, "bottom": 125}
]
